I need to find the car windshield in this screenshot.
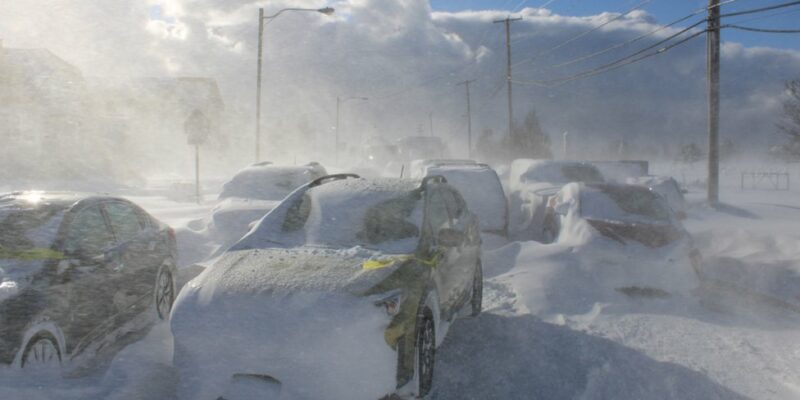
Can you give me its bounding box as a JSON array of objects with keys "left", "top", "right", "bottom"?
[
  {"left": 243, "top": 180, "right": 423, "bottom": 254},
  {"left": 581, "top": 185, "right": 672, "bottom": 223},
  {"left": 0, "top": 206, "right": 64, "bottom": 255},
  {"left": 219, "top": 167, "right": 314, "bottom": 201}
]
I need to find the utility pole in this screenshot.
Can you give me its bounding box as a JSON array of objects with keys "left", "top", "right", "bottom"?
[
  {"left": 336, "top": 96, "right": 341, "bottom": 165},
  {"left": 707, "top": 0, "right": 721, "bottom": 204},
  {"left": 494, "top": 16, "right": 522, "bottom": 140},
  {"left": 255, "top": 8, "right": 265, "bottom": 162},
  {"left": 457, "top": 79, "right": 476, "bottom": 159},
  {"left": 429, "top": 111, "right": 434, "bottom": 137}
]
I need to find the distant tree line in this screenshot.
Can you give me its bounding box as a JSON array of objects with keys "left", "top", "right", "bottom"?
[{"left": 475, "top": 108, "right": 552, "bottom": 163}]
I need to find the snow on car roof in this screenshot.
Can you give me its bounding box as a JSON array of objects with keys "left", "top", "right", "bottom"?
[{"left": 219, "top": 164, "right": 323, "bottom": 201}]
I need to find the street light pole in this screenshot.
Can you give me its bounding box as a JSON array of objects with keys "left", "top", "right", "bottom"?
[
  {"left": 254, "top": 6, "right": 334, "bottom": 163},
  {"left": 255, "top": 8, "right": 265, "bottom": 163},
  {"left": 334, "top": 96, "right": 368, "bottom": 165}
]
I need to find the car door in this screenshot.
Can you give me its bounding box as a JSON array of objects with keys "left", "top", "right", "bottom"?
[
  {"left": 103, "top": 201, "right": 161, "bottom": 318},
  {"left": 59, "top": 204, "right": 120, "bottom": 351},
  {"left": 423, "top": 185, "right": 460, "bottom": 319},
  {"left": 441, "top": 187, "right": 480, "bottom": 307}
]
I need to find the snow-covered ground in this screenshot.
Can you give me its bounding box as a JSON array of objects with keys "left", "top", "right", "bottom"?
[{"left": 4, "top": 162, "right": 800, "bottom": 399}]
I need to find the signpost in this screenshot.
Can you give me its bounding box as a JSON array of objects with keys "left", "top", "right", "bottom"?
[{"left": 185, "top": 109, "right": 210, "bottom": 204}]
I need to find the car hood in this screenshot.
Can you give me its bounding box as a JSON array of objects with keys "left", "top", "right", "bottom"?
[{"left": 183, "top": 246, "right": 408, "bottom": 304}]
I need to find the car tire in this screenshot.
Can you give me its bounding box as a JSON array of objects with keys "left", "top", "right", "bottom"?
[
  {"left": 469, "top": 260, "right": 483, "bottom": 317},
  {"left": 415, "top": 308, "right": 436, "bottom": 398},
  {"left": 20, "top": 331, "right": 62, "bottom": 370},
  {"left": 154, "top": 263, "right": 177, "bottom": 320}
]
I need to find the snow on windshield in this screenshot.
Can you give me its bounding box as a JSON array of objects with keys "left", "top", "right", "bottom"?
[{"left": 244, "top": 179, "right": 423, "bottom": 254}]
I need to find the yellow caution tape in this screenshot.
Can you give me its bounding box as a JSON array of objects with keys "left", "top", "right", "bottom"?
[
  {"left": 0, "top": 247, "right": 65, "bottom": 261},
  {"left": 362, "top": 251, "right": 442, "bottom": 271}
]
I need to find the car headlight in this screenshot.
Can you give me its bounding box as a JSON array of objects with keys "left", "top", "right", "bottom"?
[{"left": 370, "top": 289, "right": 406, "bottom": 317}]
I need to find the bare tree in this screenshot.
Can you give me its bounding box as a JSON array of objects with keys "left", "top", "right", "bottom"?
[{"left": 776, "top": 79, "right": 800, "bottom": 159}]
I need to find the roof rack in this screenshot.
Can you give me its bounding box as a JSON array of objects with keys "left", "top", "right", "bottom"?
[
  {"left": 420, "top": 175, "right": 447, "bottom": 190},
  {"left": 308, "top": 173, "right": 360, "bottom": 188},
  {"left": 252, "top": 161, "right": 273, "bottom": 167}
]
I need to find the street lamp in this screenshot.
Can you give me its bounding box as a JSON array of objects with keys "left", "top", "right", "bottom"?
[
  {"left": 255, "top": 6, "right": 335, "bottom": 163},
  {"left": 335, "top": 96, "right": 368, "bottom": 165}
]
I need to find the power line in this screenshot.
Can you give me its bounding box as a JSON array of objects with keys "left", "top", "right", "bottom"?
[
  {"left": 719, "top": 0, "right": 800, "bottom": 18},
  {"left": 537, "top": 0, "right": 741, "bottom": 71},
  {"left": 511, "top": 0, "right": 799, "bottom": 87},
  {"left": 512, "top": 27, "right": 708, "bottom": 87},
  {"left": 511, "top": 0, "right": 652, "bottom": 68},
  {"left": 723, "top": 24, "right": 800, "bottom": 33}
]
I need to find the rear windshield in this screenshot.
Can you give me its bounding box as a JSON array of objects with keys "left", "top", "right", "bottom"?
[
  {"left": 581, "top": 185, "right": 671, "bottom": 222},
  {"left": 521, "top": 162, "right": 604, "bottom": 184},
  {"left": 562, "top": 164, "right": 604, "bottom": 183}
]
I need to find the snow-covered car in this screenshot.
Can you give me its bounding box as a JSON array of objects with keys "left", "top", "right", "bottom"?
[
  {"left": 544, "top": 182, "right": 700, "bottom": 297},
  {"left": 170, "top": 174, "right": 483, "bottom": 400},
  {"left": 0, "top": 191, "right": 177, "bottom": 374},
  {"left": 589, "top": 160, "right": 648, "bottom": 182},
  {"left": 410, "top": 159, "right": 508, "bottom": 237},
  {"left": 209, "top": 162, "right": 327, "bottom": 249},
  {"left": 626, "top": 175, "right": 687, "bottom": 218},
  {"left": 508, "top": 159, "right": 604, "bottom": 241}
]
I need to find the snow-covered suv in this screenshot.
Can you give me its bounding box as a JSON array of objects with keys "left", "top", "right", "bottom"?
[{"left": 171, "top": 174, "right": 483, "bottom": 400}]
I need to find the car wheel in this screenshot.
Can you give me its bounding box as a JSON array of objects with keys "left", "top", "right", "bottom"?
[
  {"left": 415, "top": 309, "right": 435, "bottom": 398},
  {"left": 21, "top": 331, "right": 62, "bottom": 370},
  {"left": 470, "top": 260, "right": 483, "bottom": 317},
  {"left": 155, "top": 265, "right": 176, "bottom": 320}
]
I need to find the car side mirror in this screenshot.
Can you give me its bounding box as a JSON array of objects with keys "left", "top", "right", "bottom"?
[{"left": 437, "top": 228, "right": 464, "bottom": 247}]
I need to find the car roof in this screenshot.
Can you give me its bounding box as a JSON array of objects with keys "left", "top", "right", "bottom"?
[
  {"left": 0, "top": 191, "right": 122, "bottom": 212},
  {"left": 309, "top": 177, "right": 422, "bottom": 195}
]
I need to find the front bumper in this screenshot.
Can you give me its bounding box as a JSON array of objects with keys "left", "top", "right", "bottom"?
[{"left": 171, "top": 291, "right": 398, "bottom": 400}]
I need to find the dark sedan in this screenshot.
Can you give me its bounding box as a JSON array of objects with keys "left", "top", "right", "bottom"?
[{"left": 0, "top": 191, "right": 178, "bottom": 375}]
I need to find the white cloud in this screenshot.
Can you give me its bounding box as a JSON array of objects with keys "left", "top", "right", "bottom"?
[{"left": 2, "top": 0, "right": 799, "bottom": 161}]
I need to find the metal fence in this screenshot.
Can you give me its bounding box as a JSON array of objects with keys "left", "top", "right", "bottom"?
[{"left": 740, "top": 171, "right": 790, "bottom": 191}]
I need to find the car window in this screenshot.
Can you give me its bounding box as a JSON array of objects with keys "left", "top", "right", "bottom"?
[
  {"left": 357, "top": 193, "right": 420, "bottom": 246},
  {"left": 282, "top": 193, "right": 312, "bottom": 232},
  {"left": 426, "top": 188, "right": 451, "bottom": 234},
  {"left": 64, "top": 206, "right": 115, "bottom": 255},
  {"left": 561, "top": 164, "right": 604, "bottom": 183},
  {"left": 442, "top": 187, "right": 467, "bottom": 221},
  {"left": 105, "top": 202, "right": 144, "bottom": 243}
]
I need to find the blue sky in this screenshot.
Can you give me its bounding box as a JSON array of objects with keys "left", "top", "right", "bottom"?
[{"left": 430, "top": 0, "right": 800, "bottom": 50}]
